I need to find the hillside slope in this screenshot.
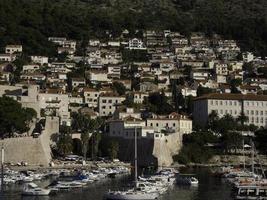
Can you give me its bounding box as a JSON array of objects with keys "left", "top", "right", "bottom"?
[{"left": 0, "top": 0, "right": 266, "bottom": 56}]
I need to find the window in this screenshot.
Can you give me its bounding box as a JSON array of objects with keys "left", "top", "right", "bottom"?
[
  {"left": 95, "top": 94, "right": 98, "bottom": 97},
  {"left": 102, "top": 106, "right": 106, "bottom": 109},
  {"left": 211, "top": 100, "right": 213, "bottom": 105},
  {"left": 256, "top": 111, "right": 259, "bottom": 115},
  {"left": 261, "top": 111, "right": 263, "bottom": 115},
  {"left": 108, "top": 100, "right": 112, "bottom": 103},
  {"left": 102, "top": 100, "right": 107, "bottom": 103},
  {"left": 156, "top": 123, "right": 159, "bottom": 127},
  {"left": 109, "top": 106, "right": 112, "bottom": 109},
  {"left": 246, "top": 110, "right": 249, "bottom": 115},
  {"left": 251, "top": 110, "right": 254, "bottom": 115},
  {"left": 150, "top": 123, "right": 153, "bottom": 126},
  {"left": 220, "top": 101, "right": 223, "bottom": 105},
  {"left": 166, "top": 123, "right": 168, "bottom": 127},
  {"left": 215, "top": 101, "right": 218, "bottom": 105},
  {"left": 229, "top": 101, "right": 232, "bottom": 106},
  {"left": 173, "top": 123, "right": 176, "bottom": 127}
]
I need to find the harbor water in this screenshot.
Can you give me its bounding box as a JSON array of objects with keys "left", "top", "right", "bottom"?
[{"left": 1, "top": 168, "right": 234, "bottom": 200}]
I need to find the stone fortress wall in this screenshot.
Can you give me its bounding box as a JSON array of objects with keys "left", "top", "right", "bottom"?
[{"left": 0, "top": 116, "right": 59, "bottom": 166}]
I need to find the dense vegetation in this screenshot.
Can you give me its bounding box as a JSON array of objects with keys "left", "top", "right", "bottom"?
[
  {"left": 174, "top": 112, "right": 258, "bottom": 164},
  {"left": 0, "top": 0, "right": 266, "bottom": 56},
  {"left": 54, "top": 112, "right": 120, "bottom": 160},
  {"left": 0, "top": 96, "right": 37, "bottom": 138}
]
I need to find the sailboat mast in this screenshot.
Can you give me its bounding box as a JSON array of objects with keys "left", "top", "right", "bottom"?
[
  {"left": 134, "top": 127, "right": 138, "bottom": 184},
  {"left": 1, "top": 147, "right": 4, "bottom": 198},
  {"left": 243, "top": 139, "right": 245, "bottom": 170},
  {"left": 251, "top": 140, "right": 254, "bottom": 174}
]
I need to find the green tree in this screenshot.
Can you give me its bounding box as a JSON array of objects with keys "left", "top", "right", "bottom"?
[
  {"left": 57, "top": 125, "right": 73, "bottom": 156},
  {"left": 0, "top": 96, "right": 36, "bottom": 138},
  {"left": 112, "top": 82, "right": 127, "bottom": 95},
  {"left": 146, "top": 92, "right": 174, "bottom": 115},
  {"left": 197, "top": 86, "right": 214, "bottom": 97},
  {"left": 221, "top": 132, "right": 242, "bottom": 154},
  {"left": 71, "top": 113, "right": 103, "bottom": 160},
  {"left": 255, "top": 128, "right": 267, "bottom": 154},
  {"left": 237, "top": 113, "right": 249, "bottom": 127},
  {"left": 107, "top": 140, "right": 119, "bottom": 160}
]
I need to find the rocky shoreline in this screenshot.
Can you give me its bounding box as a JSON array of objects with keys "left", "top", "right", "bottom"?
[{"left": 172, "top": 154, "right": 267, "bottom": 169}]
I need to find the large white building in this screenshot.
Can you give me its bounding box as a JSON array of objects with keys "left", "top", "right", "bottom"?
[
  {"left": 98, "top": 93, "right": 126, "bottom": 117},
  {"left": 108, "top": 117, "right": 154, "bottom": 139},
  {"left": 147, "top": 113, "right": 192, "bottom": 134},
  {"left": 88, "top": 70, "right": 110, "bottom": 84},
  {"left": 193, "top": 93, "right": 267, "bottom": 127},
  {"left": 38, "top": 91, "right": 71, "bottom": 125},
  {"left": 83, "top": 88, "right": 100, "bottom": 108},
  {"left": 108, "top": 112, "right": 192, "bottom": 139}
]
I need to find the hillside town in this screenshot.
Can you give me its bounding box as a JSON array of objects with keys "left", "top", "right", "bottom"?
[{"left": 0, "top": 30, "right": 267, "bottom": 168}]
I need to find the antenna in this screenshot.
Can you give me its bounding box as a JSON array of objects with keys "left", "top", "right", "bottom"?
[{"left": 1, "top": 146, "right": 4, "bottom": 199}]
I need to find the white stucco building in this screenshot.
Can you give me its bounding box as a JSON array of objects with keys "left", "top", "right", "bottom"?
[
  {"left": 193, "top": 93, "right": 267, "bottom": 127},
  {"left": 5, "top": 45, "right": 22, "bottom": 54},
  {"left": 31, "top": 56, "right": 49, "bottom": 65},
  {"left": 88, "top": 70, "right": 110, "bottom": 84},
  {"left": 146, "top": 113, "right": 192, "bottom": 134},
  {"left": 98, "top": 93, "right": 126, "bottom": 117},
  {"left": 128, "top": 38, "right": 146, "bottom": 50}
]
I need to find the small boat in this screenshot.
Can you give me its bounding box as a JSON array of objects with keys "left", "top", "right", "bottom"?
[
  {"left": 108, "top": 172, "right": 117, "bottom": 179},
  {"left": 104, "top": 190, "right": 159, "bottom": 200},
  {"left": 22, "top": 183, "right": 51, "bottom": 196},
  {"left": 176, "top": 176, "right": 199, "bottom": 186},
  {"left": 189, "top": 177, "right": 199, "bottom": 186}
]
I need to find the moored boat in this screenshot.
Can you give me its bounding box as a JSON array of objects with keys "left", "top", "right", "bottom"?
[{"left": 22, "top": 183, "right": 51, "bottom": 196}]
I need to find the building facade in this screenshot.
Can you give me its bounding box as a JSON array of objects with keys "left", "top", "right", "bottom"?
[
  {"left": 193, "top": 93, "right": 267, "bottom": 127},
  {"left": 98, "top": 93, "right": 125, "bottom": 117}
]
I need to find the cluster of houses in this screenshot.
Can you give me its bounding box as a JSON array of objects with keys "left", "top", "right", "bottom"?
[{"left": 1, "top": 29, "right": 267, "bottom": 140}]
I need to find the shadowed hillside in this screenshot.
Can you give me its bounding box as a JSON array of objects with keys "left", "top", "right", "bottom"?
[{"left": 0, "top": 0, "right": 266, "bottom": 56}]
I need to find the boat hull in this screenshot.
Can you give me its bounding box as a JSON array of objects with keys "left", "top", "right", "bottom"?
[{"left": 104, "top": 192, "right": 159, "bottom": 200}]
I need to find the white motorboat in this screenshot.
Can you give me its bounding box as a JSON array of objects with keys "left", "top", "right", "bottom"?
[
  {"left": 58, "top": 181, "right": 84, "bottom": 189},
  {"left": 189, "top": 177, "right": 199, "bottom": 186},
  {"left": 104, "top": 190, "right": 159, "bottom": 200},
  {"left": 22, "top": 183, "right": 51, "bottom": 196}
]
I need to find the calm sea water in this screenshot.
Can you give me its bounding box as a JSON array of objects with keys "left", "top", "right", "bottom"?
[{"left": 1, "top": 168, "right": 234, "bottom": 200}]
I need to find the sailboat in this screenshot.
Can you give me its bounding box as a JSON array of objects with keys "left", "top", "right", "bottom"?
[
  {"left": 22, "top": 183, "right": 51, "bottom": 196},
  {"left": 104, "top": 127, "right": 159, "bottom": 200}
]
